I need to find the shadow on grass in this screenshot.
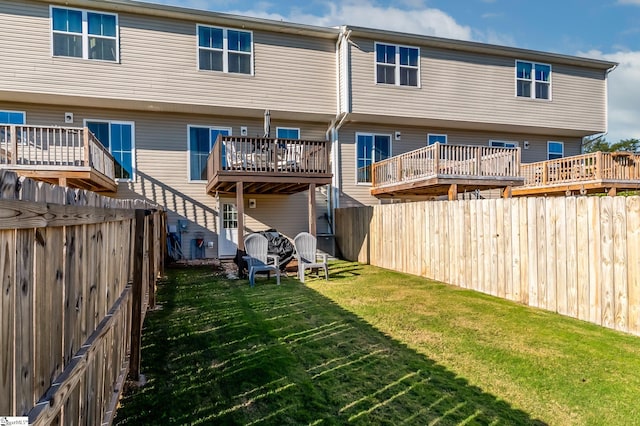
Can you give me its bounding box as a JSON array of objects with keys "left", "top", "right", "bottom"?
[{"left": 114, "top": 264, "right": 546, "bottom": 425}]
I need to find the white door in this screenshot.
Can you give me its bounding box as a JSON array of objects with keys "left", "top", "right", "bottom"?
[{"left": 218, "top": 201, "right": 239, "bottom": 258}]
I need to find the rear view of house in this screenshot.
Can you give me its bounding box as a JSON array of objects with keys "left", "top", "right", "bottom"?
[{"left": 0, "top": 0, "right": 617, "bottom": 259}]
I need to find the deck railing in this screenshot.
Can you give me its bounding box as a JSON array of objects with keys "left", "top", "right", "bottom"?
[
  {"left": 372, "top": 143, "right": 521, "bottom": 187},
  {"left": 207, "top": 135, "right": 330, "bottom": 180},
  {"left": 520, "top": 151, "right": 640, "bottom": 187},
  {"left": 0, "top": 125, "right": 115, "bottom": 179}
]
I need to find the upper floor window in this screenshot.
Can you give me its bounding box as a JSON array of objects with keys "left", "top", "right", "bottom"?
[
  {"left": 356, "top": 133, "right": 392, "bottom": 184},
  {"left": 188, "top": 126, "right": 231, "bottom": 181},
  {"left": 51, "top": 6, "right": 118, "bottom": 62},
  {"left": 86, "top": 120, "right": 134, "bottom": 180},
  {"left": 490, "top": 140, "right": 518, "bottom": 148},
  {"left": 198, "top": 25, "right": 252, "bottom": 75},
  {"left": 548, "top": 141, "right": 564, "bottom": 160},
  {"left": 427, "top": 134, "right": 447, "bottom": 145},
  {"left": 276, "top": 127, "right": 300, "bottom": 139},
  {"left": 375, "top": 43, "right": 419, "bottom": 87},
  {"left": 516, "top": 60, "right": 551, "bottom": 100},
  {"left": 0, "top": 110, "right": 25, "bottom": 124}
]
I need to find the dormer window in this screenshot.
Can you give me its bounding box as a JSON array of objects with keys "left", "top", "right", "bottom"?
[{"left": 51, "top": 6, "right": 118, "bottom": 62}]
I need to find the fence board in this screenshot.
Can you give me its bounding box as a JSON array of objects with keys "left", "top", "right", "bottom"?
[
  {"left": 16, "top": 229, "right": 35, "bottom": 416},
  {"left": 565, "top": 197, "right": 579, "bottom": 318},
  {"left": 600, "top": 199, "right": 615, "bottom": 329},
  {"left": 555, "top": 198, "right": 568, "bottom": 316},
  {"left": 613, "top": 196, "right": 628, "bottom": 332},
  {"left": 496, "top": 199, "right": 506, "bottom": 298},
  {"left": 335, "top": 195, "right": 640, "bottom": 337},
  {"left": 587, "top": 198, "right": 602, "bottom": 325},
  {"left": 576, "top": 197, "right": 590, "bottom": 322},
  {"left": 518, "top": 198, "right": 529, "bottom": 305},
  {"left": 1, "top": 229, "right": 15, "bottom": 415},
  {"left": 627, "top": 197, "right": 640, "bottom": 335},
  {"left": 536, "top": 198, "right": 547, "bottom": 309},
  {"left": 502, "top": 199, "right": 512, "bottom": 300}
]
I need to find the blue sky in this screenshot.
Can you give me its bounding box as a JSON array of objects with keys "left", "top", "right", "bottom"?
[{"left": 141, "top": 0, "right": 640, "bottom": 142}]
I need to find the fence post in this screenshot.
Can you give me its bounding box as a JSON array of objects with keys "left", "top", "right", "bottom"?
[
  {"left": 129, "top": 209, "right": 149, "bottom": 382},
  {"left": 148, "top": 211, "right": 156, "bottom": 310}
]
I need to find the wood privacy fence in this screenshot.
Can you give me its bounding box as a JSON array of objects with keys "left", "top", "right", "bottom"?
[
  {"left": 0, "top": 171, "right": 165, "bottom": 425},
  {"left": 335, "top": 196, "right": 640, "bottom": 336}
]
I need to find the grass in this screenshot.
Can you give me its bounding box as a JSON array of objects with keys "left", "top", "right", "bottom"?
[{"left": 114, "top": 261, "right": 640, "bottom": 425}]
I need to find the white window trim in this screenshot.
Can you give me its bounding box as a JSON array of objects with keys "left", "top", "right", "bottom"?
[
  {"left": 547, "top": 141, "right": 564, "bottom": 160},
  {"left": 427, "top": 133, "right": 447, "bottom": 145},
  {"left": 355, "top": 132, "right": 393, "bottom": 186},
  {"left": 489, "top": 140, "right": 519, "bottom": 148},
  {"left": 84, "top": 119, "right": 135, "bottom": 181},
  {"left": 187, "top": 125, "right": 232, "bottom": 183},
  {"left": 374, "top": 42, "right": 421, "bottom": 88},
  {"left": 275, "top": 127, "right": 300, "bottom": 139},
  {"left": 0, "top": 110, "right": 26, "bottom": 124},
  {"left": 50, "top": 5, "right": 120, "bottom": 62},
  {"left": 196, "top": 24, "right": 254, "bottom": 76},
  {"left": 515, "top": 60, "right": 552, "bottom": 101}
]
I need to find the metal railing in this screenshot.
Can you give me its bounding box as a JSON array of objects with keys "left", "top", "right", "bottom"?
[
  {"left": 372, "top": 143, "right": 521, "bottom": 187},
  {"left": 0, "top": 125, "right": 115, "bottom": 179}
]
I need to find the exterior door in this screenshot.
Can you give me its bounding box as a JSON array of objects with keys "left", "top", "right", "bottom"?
[{"left": 218, "top": 201, "right": 239, "bottom": 258}]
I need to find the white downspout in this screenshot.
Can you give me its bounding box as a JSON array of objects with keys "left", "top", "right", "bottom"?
[{"left": 325, "top": 27, "right": 351, "bottom": 236}]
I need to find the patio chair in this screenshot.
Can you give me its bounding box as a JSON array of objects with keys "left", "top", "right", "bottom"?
[
  {"left": 293, "top": 232, "right": 329, "bottom": 283},
  {"left": 243, "top": 233, "right": 280, "bottom": 287}
]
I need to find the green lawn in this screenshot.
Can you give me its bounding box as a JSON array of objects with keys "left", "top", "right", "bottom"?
[{"left": 114, "top": 261, "right": 640, "bottom": 425}]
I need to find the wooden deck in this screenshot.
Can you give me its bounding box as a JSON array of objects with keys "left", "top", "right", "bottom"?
[
  {"left": 206, "top": 135, "right": 332, "bottom": 195},
  {"left": 512, "top": 151, "right": 640, "bottom": 196},
  {"left": 371, "top": 143, "right": 524, "bottom": 200},
  {"left": 0, "top": 125, "right": 117, "bottom": 192}
]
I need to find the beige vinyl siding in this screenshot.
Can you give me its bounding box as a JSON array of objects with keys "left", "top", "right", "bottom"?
[
  {"left": 349, "top": 38, "right": 607, "bottom": 134},
  {"left": 4, "top": 101, "right": 330, "bottom": 258},
  {"left": 338, "top": 122, "right": 582, "bottom": 207},
  {"left": 0, "top": 1, "right": 336, "bottom": 117}
]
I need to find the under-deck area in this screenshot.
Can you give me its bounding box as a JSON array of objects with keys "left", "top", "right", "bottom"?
[
  {"left": 371, "top": 143, "right": 525, "bottom": 200},
  {"left": 206, "top": 135, "right": 333, "bottom": 249},
  {"left": 0, "top": 124, "right": 117, "bottom": 192},
  {"left": 512, "top": 151, "right": 640, "bottom": 197}
]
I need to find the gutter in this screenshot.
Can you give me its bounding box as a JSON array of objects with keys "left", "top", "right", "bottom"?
[{"left": 40, "top": 0, "right": 340, "bottom": 39}]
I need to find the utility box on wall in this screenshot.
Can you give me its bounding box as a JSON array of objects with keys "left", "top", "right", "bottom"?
[{"left": 191, "top": 238, "right": 205, "bottom": 259}]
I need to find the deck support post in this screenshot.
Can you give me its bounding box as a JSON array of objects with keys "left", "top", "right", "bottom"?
[
  {"left": 607, "top": 187, "right": 617, "bottom": 197},
  {"left": 236, "top": 182, "right": 245, "bottom": 251},
  {"left": 59, "top": 177, "right": 67, "bottom": 188},
  {"left": 308, "top": 183, "right": 316, "bottom": 236},
  {"left": 447, "top": 183, "right": 458, "bottom": 201},
  {"left": 502, "top": 186, "right": 512, "bottom": 199}
]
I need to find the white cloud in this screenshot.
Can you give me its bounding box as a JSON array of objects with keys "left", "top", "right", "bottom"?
[
  {"left": 227, "top": 1, "right": 475, "bottom": 40},
  {"left": 581, "top": 50, "right": 640, "bottom": 141},
  {"left": 617, "top": 0, "right": 640, "bottom": 4}
]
